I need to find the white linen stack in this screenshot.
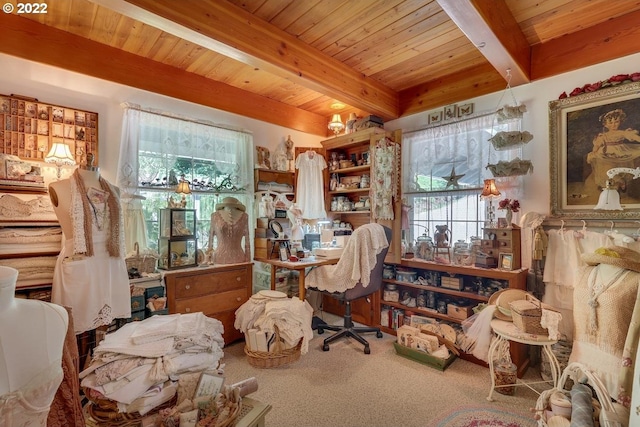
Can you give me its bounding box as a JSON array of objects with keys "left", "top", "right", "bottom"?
[{"left": 80, "top": 312, "right": 224, "bottom": 415}]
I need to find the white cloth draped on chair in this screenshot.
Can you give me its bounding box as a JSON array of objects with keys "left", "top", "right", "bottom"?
[{"left": 305, "top": 223, "right": 388, "bottom": 293}]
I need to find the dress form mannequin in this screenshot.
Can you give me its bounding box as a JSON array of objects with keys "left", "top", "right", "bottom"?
[
  {"left": 48, "top": 157, "right": 131, "bottom": 334},
  {"left": 209, "top": 197, "right": 251, "bottom": 264},
  {"left": 0, "top": 266, "right": 68, "bottom": 423}
]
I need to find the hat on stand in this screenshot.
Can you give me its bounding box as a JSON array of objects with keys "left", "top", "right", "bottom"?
[
  {"left": 215, "top": 197, "right": 246, "bottom": 212},
  {"left": 581, "top": 246, "right": 640, "bottom": 273}
]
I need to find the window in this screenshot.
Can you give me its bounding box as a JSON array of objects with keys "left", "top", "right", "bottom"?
[
  {"left": 117, "top": 105, "right": 253, "bottom": 253},
  {"left": 402, "top": 113, "right": 522, "bottom": 245}
]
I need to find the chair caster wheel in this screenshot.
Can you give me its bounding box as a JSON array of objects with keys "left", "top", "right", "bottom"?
[
  {"left": 318, "top": 329, "right": 324, "bottom": 335},
  {"left": 364, "top": 346, "right": 371, "bottom": 355},
  {"left": 376, "top": 331, "right": 383, "bottom": 338},
  {"left": 322, "top": 344, "right": 330, "bottom": 351}
]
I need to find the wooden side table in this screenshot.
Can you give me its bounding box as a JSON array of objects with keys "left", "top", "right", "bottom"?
[
  {"left": 487, "top": 319, "right": 560, "bottom": 401},
  {"left": 236, "top": 397, "right": 272, "bottom": 427}
]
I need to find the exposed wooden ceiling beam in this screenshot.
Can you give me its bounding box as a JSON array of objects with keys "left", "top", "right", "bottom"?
[
  {"left": 399, "top": 62, "right": 504, "bottom": 116},
  {"left": 91, "top": 0, "right": 399, "bottom": 120},
  {"left": 437, "top": 0, "right": 530, "bottom": 86},
  {"left": 531, "top": 10, "right": 640, "bottom": 81},
  {"left": 0, "top": 14, "right": 328, "bottom": 136}
]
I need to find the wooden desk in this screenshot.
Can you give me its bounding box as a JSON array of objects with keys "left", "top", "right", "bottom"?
[{"left": 255, "top": 257, "right": 338, "bottom": 300}]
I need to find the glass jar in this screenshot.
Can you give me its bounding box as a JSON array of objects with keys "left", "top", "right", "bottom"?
[
  {"left": 415, "top": 234, "right": 434, "bottom": 261},
  {"left": 494, "top": 361, "right": 517, "bottom": 395},
  {"left": 360, "top": 174, "right": 370, "bottom": 188},
  {"left": 382, "top": 265, "right": 395, "bottom": 279}
]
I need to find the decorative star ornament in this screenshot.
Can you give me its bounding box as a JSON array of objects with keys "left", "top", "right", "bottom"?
[{"left": 443, "top": 166, "right": 465, "bottom": 189}]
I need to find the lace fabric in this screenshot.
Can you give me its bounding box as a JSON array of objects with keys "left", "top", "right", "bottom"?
[{"left": 0, "top": 362, "right": 63, "bottom": 427}]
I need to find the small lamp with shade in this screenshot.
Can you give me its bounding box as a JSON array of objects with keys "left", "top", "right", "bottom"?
[
  {"left": 480, "top": 178, "right": 501, "bottom": 227},
  {"left": 175, "top": 175, "right": 191, "bottom": 208},
  {"left": 45, "top": 142, "right": 76, "bottom": 179}
]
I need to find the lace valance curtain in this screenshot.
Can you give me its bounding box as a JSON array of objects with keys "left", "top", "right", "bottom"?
[
  {"left": 117, "top": 104, "right": 253, "bottom": 193},
  {"left": 402, "top": 113, "right": 519, "bottom": 194}
]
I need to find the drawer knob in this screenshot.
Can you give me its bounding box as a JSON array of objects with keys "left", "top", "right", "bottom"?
[
  {"left": 185, "top": 285, "right": 190, "bottom": 290},
  {"left": 185, "top": 307, "right": 191, "bottom": 312},
  {"left": 236, "top": 297, "right": 242, "bottom": 302},
  {"left": 236, "top": 277, "right": 241, "bottom": 282}
]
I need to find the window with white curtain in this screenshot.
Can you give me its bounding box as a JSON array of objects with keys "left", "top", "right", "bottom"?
[
  {"left": 402, "top": 112, "right": 522, "bottom": 245},
  {"left": 117, "top": 104, "right": 253, "bottom": 254}
]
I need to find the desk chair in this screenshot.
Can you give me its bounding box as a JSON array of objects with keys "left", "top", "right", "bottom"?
[{"left": 308, "top": 224, "right": 392, "bottom": 354}]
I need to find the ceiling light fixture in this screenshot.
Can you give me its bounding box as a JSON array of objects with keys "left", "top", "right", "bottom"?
[{"left": 330, "top": 102, "right": 345, "bottom": 110}]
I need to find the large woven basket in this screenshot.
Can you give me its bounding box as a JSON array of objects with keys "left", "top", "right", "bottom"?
[
  {"left": 125, "top": 242, "right": 157, "bottom": 274},
  {"left": 244, "top": 326, "right": 302, "bottom": 369},
  {"left": 83, "top": 387, "right": 177, "bottom": 427},
  {"left": 509, "top": 294, "right": 547, "bottom": 335}
]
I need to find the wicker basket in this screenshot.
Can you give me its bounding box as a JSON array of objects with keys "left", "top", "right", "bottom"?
[
  {"left": 83, "top": 387, "right": 177, "bottom": 427},
  {"left": 535, "top": 362, "right": 628, "bottom": 427},
  {"left": 509, "top": 294, "right": 547, "bottom": 335},
  {"left": 125, "top": 242, "right": 157, "bottom": 274},
  {"left": 244, "top": 326, "right": 302, "bottom": 369}
]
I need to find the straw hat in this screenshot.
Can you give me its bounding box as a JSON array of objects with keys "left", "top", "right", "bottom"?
[
  {"left": 215, "top": 197, "right": 246, "bottom": 212},
  {"left": 581, "top": 246, "right": 640, "bottom": 273},
  {"left": 488, "top": 288, "right": 526, "bottom": 321}
]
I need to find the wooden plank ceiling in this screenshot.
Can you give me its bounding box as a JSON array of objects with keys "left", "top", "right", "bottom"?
[{"left": 1, "top": 0, "right": 639, "bottom": 136}]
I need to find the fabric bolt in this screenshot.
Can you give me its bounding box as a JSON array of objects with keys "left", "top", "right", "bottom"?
[
  {"left": 209, "top": 210, "right": 251, "bottom": 264},
  {"left": 305, "top": 223, "right": 388, "bottom": 293},
  {"left": 295, "top": 151, "right": 327, "bottom": 219},
  {"left": 570, "top": 383, "right": 595, "bottom": 427},
  {"left": 0, "top": 227, "right": 62, "bottom": 255}
]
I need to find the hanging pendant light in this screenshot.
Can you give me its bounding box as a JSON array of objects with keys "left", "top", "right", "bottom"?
[{"left": 594, "top": 180, "right": 622, "bottom": 210}]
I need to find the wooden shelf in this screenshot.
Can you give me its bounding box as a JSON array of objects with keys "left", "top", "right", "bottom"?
[
  {"left": 329, "top": 187, "right": 369, "bottom": 195},
  {"left": 381, "top": 300, "right": 467, "bottom": 324},
  {"left": 331, "top": 164, "right": 370, "bottom": 174},
  {"left": 382, "top": 278, "right": 489, "bottom": 302}
]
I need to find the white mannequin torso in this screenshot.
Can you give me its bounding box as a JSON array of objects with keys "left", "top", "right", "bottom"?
[{"left": 0, "top": 267, "right": 68, "bottom": 395}]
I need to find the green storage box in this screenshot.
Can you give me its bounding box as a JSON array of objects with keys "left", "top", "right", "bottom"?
[
  {"left": 144, "top": 285, "right": 165, "bottom": 300},
  {"left": 126, "top": 309, "right": 146, "bottom": 323},
  {"left": 146, "top": 308, "right": 169, "bottom": 317},
  {"left": 393, "top": 342, "right": 456, "bottom": 371},
  {"left": 130, "top": 295, "right": 145, "bottom": 312}
]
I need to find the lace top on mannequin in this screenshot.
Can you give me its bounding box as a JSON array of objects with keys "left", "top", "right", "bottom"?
[
  {"left": 0, "top": 266, "right": 68, "bottom": 425},
  {"left": 209, "top": 197, "right": 251, "bottom": 264}
]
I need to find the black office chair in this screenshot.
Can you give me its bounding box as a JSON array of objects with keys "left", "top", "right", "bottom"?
[{"left": 308, "top": 224, "right": 392, "bottom": 354}]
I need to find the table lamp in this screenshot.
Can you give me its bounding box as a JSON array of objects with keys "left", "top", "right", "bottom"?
[
  {"left": 45, "top": 142, "right": 76, "bottom": 179},
  {"left": 175, "top": 175, "right": 191, "bottom": 208},
  {"left": 480, "top": 178, "right": 501, "bottom": 227}
]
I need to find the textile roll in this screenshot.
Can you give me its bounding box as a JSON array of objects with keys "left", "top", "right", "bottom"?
[{"left": 570, "top": 383, "right": 594, "bottom": 427}]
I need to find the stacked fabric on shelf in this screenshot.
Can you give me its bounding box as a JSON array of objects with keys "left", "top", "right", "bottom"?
[
  {"left": 0, "top": 255, "right": 57, "bottom": 288},
  {"left": 235, "top": 290, "right": 314, "bottom": 354},
  {"left": 0, "top": 227, "right": 62, "bottom": 255},
  {"left": 80, "top": 312, "right": 224, "bottom": 415}
]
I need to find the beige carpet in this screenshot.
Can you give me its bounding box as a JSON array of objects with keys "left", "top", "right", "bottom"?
[{"left": 221, "top": 314, "right": 544, "bottom": 427}]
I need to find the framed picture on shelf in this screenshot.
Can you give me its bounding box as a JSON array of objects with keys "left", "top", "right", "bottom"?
[
  {"left": 499, "top": 253, "right": 513, "bottom": 270},
  {"left": 549, "top": 81, "right": 640, "bottom": 218}
]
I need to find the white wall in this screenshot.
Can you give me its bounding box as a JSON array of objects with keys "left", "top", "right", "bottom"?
[
  {"left": 0, "top": 53, "right": 323, "bottom": 184},
  {"left": 3, "top": 50, "right": 639, "bottom": 217},
  {"left": 387, "top": 52, "right": 640, "bottom": 218}
]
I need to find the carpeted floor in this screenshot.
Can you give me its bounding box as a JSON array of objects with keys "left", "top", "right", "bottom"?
[
  {"left": 221, "top": 313, "right": 545, "bottom": 427},
  {"left": 432, "top": 405, "right": 537, "bottom": 427}
]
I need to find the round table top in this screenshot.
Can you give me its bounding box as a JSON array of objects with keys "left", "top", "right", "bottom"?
[{"left": 491, "top": 319, "right": 558, "bottom": 345}]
